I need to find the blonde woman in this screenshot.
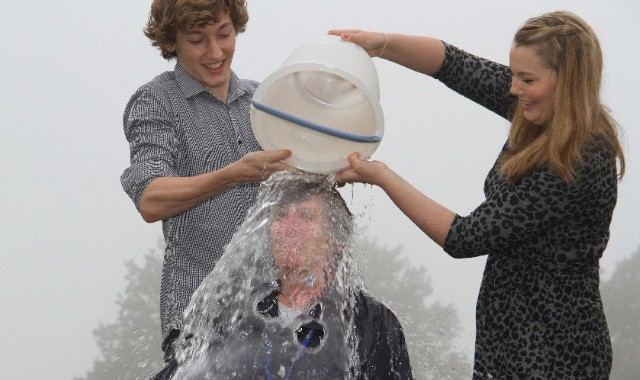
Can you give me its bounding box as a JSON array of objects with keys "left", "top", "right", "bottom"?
[{"left": 331, "top": 10, "right": 624, "bottom": 379}]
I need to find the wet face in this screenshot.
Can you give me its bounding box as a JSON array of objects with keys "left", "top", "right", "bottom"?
[
  {"left": 270, "top": 196, "right": 334, "bottom": 279},
  {"left": 509, "top": 43, "right": 558, "bottom": 126},
  {"left": 171, "top": 12, "right": 236, "bottom": 102}
]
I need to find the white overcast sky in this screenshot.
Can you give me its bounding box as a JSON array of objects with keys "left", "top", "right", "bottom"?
[{"left": 1, "top": 1, "right": 639, "bottom": 379}]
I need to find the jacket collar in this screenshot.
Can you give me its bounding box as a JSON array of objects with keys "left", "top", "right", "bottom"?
[{"left": 256, "top": 290, "right": 323, "bottom": 319}]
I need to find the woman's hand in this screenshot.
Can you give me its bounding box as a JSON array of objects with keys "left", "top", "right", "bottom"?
[
  {"left": 328, "top": 29, "right": 387, "bottom": 57},
  {"left": 335, "top": 152, "right": 390, "bottom": 186},
  {"left": 329, "top": 30, "right": 446, "bottom": 75}
]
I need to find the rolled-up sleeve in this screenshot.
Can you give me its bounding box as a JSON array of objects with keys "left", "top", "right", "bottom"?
[{"left": 120, "top": 88, "right": 179, "bottom": 210}]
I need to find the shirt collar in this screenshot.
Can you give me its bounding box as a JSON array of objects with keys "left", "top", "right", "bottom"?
[
  {"left": 256, "top": 290, "right": 324, "bottom": 319},
  {"left": 173, "top": 61, "right": 251, "bottom": 102}
]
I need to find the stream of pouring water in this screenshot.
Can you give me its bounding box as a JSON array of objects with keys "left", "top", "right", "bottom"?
[{"left": 171, "top": 171, "right": 367, "bottom": 379}]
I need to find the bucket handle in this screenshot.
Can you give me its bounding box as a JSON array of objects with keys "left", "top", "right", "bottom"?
[{"left": 252, "top": 100, "right": 381, "bottom": 143}]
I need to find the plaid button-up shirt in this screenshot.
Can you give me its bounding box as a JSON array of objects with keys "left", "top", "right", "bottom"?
[{"left": 121, "top": 62, "right": 262, "bottom": 340}]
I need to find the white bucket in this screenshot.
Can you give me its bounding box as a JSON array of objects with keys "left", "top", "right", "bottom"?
[{"left": 251, "top": 35, "right": 384, "bottom": 174}]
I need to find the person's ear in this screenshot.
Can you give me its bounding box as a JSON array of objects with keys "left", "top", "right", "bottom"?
[{"left": 167, "top": 41, "right": 177, "bottom": 54}]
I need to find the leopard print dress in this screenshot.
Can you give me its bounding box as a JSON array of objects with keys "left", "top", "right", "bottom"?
[{"left": 436, "top": 43, "right": 615, "bottom": 379}]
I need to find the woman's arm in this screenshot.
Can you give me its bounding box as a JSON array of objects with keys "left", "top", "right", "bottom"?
[
  {"left": 328, "top": 30, "right": 446, "bottom": 76},
  {"left": 329, "top": 30, "right": 514, "bottom": 119},
  {"left": 336, "top": 153, "right": 455, "bottom": 246}
]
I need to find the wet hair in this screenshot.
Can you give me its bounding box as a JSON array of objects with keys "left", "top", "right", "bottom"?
[
  {"left": 144, "top": 0, "right": 249, "bottom": 60},
  {"left": 501, "top": 10, "right": 625, "bottom": 183},
  {"left": 270, "top": 174, "right": 353, "bottom": 250}
]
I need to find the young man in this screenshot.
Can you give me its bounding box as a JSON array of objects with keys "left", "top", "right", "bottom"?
[{"left": 121, "top": 0, "right": 290, "bottom": 362}]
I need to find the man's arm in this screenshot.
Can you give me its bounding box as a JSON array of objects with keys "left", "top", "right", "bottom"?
[{"left": 139, "top": 149, "right": 291, "bottom": 222}]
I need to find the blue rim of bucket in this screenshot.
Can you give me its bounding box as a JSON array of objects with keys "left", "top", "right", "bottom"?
[{"left": 252, "top": 100, "right": 382, "bottom": 143}]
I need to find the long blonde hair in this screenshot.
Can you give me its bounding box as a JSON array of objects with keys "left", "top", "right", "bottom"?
[{"left": 500, "top": 11, "right": 625, "bottom": 183}]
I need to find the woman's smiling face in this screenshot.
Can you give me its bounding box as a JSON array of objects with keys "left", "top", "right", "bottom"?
[{"left": 509, "top": 43, "right": 558, "bottom": 126}]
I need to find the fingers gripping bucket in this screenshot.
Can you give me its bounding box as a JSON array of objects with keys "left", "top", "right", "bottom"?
[{"left": 251, "top": 35, "right": 384, "bottom": 174}]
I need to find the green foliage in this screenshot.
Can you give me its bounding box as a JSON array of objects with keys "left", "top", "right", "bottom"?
[
  {"left": 355, "top": 237, "right": 470, "bottom": 380},
  {"left": 601, "top": 246, "right": 640, "bottom": 380}
]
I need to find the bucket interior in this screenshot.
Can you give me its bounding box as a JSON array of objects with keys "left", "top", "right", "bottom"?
[{"left": 251, "top": 67, "right": 383, "bottom": 174}]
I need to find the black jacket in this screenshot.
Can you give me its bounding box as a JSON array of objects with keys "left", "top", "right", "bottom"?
[{"left": 154, "top": 290, "right": 413, "bottom": 379}]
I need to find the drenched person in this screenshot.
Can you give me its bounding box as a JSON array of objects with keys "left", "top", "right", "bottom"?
[{"left": 154, "top": 172, "right": 413, "bottom": 379}]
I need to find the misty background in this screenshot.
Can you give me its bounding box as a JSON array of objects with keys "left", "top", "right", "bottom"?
[{"left": 1, "top": 1, "right": 638, "bottom": 379}]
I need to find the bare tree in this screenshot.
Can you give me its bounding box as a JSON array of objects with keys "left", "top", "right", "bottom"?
[
  {"left": 601, "top": 246, "right": 640, "bottom": 380},
  {"left": 355, "top": 237, "right": 470, "bottom": 380}
]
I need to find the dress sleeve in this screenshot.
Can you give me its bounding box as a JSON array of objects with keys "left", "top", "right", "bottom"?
[
  {"left": 433, "top": 42, "right": 515, "bottom": 121},
  {"left": 120, "top": 87, "right": 179, "bottom": 210},
  {"left": 443, "top": 145, "right": 611, "bottom": 258}
]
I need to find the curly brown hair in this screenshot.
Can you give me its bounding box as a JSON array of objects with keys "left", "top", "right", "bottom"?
[{"left": 144, "top": 0, "right": 249, "bottom": 60}]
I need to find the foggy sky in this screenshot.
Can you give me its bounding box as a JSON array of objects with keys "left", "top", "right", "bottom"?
[{"left": 1, "top": 1, "right": 638, "bottom": 379}]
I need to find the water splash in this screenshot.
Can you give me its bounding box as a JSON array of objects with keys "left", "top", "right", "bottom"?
[{"left": 171, "top": 171, "right": 366, "bottom": 379}]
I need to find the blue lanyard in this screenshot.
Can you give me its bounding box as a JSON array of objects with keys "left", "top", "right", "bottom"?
[{"left": 264, "top": 330, "right": 316, "bottom": 380}]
